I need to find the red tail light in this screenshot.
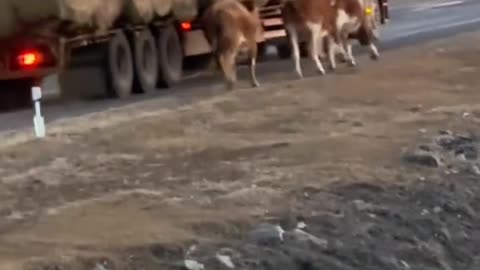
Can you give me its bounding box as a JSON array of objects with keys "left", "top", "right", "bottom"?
[
  {"left": 181, "top": 21, "right": 192, "bottom": 31},
  {"left": 17, "top": 50, "right": 44, "bottom": 68}
]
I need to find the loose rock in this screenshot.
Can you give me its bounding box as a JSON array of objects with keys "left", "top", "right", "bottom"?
[
  {"left": 215, "top": 254, "right": 235, "bottom": 269},
  {"left": 288, "top": 228, "right": 328, "bottom": 249},
  {"left": 403, "top": 149, "right": 441, "bottom": 167},
  {"left": 184, "top": 259, "right": 205, "bottom": 270},
  {"left": 247, "top": 223, "right": 285, "bottom": 245},
  {"left": 403, "top": 130, "right": 480, "bottom": 173}
]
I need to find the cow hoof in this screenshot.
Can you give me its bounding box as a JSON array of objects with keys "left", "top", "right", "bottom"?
[
  {"left": 251, "top": 82, "right": 260, "bottom": 88},
  {"left": 338, "top": 55, "right": 348, "bottom": 63},
  {"left": 371, "top": 53, "right": 380, "bottom": 61},
  {"left": 226, "top": 82, "right": 235, "bottom": 91}
]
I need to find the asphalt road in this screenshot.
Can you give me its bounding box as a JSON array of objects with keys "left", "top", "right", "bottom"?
[{"left": 1, "top": 0, "right": 480, "bottom": 135}]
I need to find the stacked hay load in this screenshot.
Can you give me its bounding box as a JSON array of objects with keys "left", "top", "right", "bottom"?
[
  {"left": 0, "top": 0, "right": 196, "bottom": 39},
  {"left": 124, "top": 0, "right": 173, "bottom": 24},
  {"left": 0, "top": 0, "right": 268, "bottom": 40},
  {"left": 0, "top": 0, "right": 124, "bottom": 37}
]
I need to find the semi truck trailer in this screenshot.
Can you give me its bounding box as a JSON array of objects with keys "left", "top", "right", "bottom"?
[
  {"left": 0, "top": 0, "right": 287, "bottom": 109},
  {"left": 0, "top": 0, "right": 389, "bottom": 110}
]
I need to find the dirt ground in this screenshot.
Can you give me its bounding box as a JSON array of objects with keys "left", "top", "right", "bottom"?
[{"left": 1, "top": 31, "right": 480, "bottom": 270}]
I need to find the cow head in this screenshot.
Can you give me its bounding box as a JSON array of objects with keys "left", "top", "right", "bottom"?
[{"left": 361, "top": 0, "right": 380, "bottom": 40}]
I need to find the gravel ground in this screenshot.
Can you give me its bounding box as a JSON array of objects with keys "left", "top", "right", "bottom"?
[{"left": 1, "top": 31, "right": 480, "bottom": 270}]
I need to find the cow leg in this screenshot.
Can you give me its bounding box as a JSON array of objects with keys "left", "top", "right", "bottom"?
[
  {"left": 327, "top": 37, "right": 338, "bottom": 71},
  {"left": 285, "top": 24, "right": 303, "bottom": 78},
  {"left": 337, "top": 29, "right": 354, "bottom": 67},
  {"left": 306, "top": 22, "right": 326, "bottom": 75},
  {"left": 369, "top": 43, "right": 380, "bottom": 60},
  {"left": 248, "top": 41, "right": 260, "bottom": 87},
  {"left": 218, "top": 54, "right": 232, "bottom": 89},
  {"left": 219, "top": 50, "right": 237, "bottom": 90},
  {"left": 344, "top": 40, "right": 356, "bottom": 67},
  {"left": 228, "top": 50, "right": 238, "bottom": 89},
  {"left": 337, "top": 42, "right": 348, "bottom": 63},
  {"left": 318, "top": 36, "right": 327, "bottom": 60},
  {"left": 321, "top": 36, "right": 330, "bottom": 61}
]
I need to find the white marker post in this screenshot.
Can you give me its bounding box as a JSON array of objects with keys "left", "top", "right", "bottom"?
[{"left": 31, "top": 86, "right": 46, "bottom": 138}]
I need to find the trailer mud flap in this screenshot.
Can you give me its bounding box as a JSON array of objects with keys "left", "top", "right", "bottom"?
[{"left": 182, "top": 30, "right": 211, "bottom": 56}]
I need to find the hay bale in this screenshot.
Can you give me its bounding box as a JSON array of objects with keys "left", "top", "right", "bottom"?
[
  {"left": 0, "top": 0, "right": 124, "bottom": 38},
  {"left": 172, "top": 0, "right": 198, "bottom": 21},
  {"left": 123, "top": 0, "right": 175, "bottom": 24},
  {"left": 152, "top": 0, "right": 174, "bottom": 17},
  {"left": 92, "top": 0, "right": 124, "bottom": 32},
  {"left": 124, "top": 0, "right": 155, "bottom": 24},
  {"left": 196, "top": 0, "right": 269, "bottom": 16},
  {"left": 0, "top": 0, "right": 210, "bottom": 38},
  {"left": 60, "top": 0, "right": 123, "bottom": 31},
  {"left": 0, "top": 1, "right": 16, "bottom": 38},
  {"left": 255, "top": 0, "right": 269, "bottom": 6},
  {"left": 12, "top": 0, "right": 61, "bottom": 23},
  {"left": 124, "top": 0, "right": 174, "bottom": 23},
  {"left": 66, "top": 0, "right": 102, "bottom": 26}
]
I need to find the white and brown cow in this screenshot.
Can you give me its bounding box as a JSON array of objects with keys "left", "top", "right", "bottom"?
[
  {"left": 282, "top": 0, "right": 380, "bottom": 78},
  {"left": 332, "top": 0, "right": 380, "bottom": 65},
  {"left": 202, "top": 0, "right": 262, "bottom": 90}
]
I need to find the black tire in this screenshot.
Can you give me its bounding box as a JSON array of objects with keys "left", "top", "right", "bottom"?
[
  {"left": 276, "top": 43, "right": 291, "bottom": 59},
  {"left": 132, "top": 29, "right": 159, "bottom": 94},
  {"left": 0, "top": 79, "right": 33, "bottom": 112},
  {"left": 276, "top": 42, "right": 308, "bottom": 59},
  {"left": 374, "top": 0, "right": 383, "bottom": 24},
  {"left": 156, "top": 25, "right": 183, "bottom": 88},
  {"left": 257, "top": 42, "right": 268, "bottom": 61},
  {"left": 378, "top": 0, "right": 389, "bottom": 23},
  {"left": 300, "top": 42, "right": 309, "bottom": 57},
  {"left": 184, "top": 54, "right": 213, "bottom": 71},
  {"left": 105, "top": 32, "right": 134, "bottom": 99}
]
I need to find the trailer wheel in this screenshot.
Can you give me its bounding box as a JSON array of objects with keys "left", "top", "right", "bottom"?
[
  {"left": 257, "top": 42, "right": 268, "bottom": 61},
  {"left": 156, "top": 25, "right": 183, "bottom": 88},
  {"left": 184, "top": 54, "right": 213, "bottom": 71},
  {"left": 276, "top": 42, "right": 308, "bottom": 59},
  {"left": 276, "top": 43, "right": 291, "bottom": 59},
  {"left": 0, "top": 79, "right": 33, "bottom": 112},
  {"left": 105, "top": 32, "right": 134, "bottom": 99},
  {"left": 132, "top": 29, "right": 158, "bottom": 93}
]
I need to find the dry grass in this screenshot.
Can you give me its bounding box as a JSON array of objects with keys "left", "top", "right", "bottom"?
[{"left": 0, "top": 31, "right": 480, "bottom": 269}]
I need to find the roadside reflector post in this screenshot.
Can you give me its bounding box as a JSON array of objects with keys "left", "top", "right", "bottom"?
[{"left": 31, "top": 86, "right": 46, "bottom": 138}]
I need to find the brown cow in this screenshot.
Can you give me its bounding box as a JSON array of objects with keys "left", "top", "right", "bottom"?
[
  {"left": 328, "top": 0, "right": 380, "bottom": 65},
  {"left": 202, "top": 0, "right": 262, "bottom": 90},
  {"left": 282, "top": 0, "right": 380, "bottom": 78}
]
